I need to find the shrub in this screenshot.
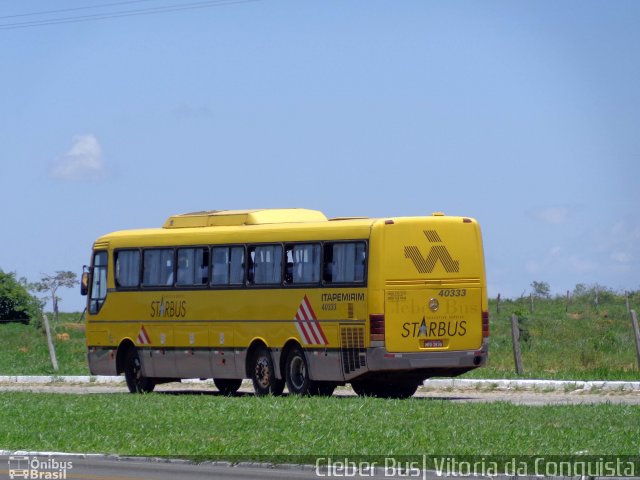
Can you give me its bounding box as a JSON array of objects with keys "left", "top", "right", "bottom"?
[{"left": 0, "top": 270, "right": 42, "bottom": 324}]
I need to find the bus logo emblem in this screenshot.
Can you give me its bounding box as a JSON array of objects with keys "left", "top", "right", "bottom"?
[
  {"left": 429, "top": 298, "right": 440, "bottom": 312},
  {"left": 404, "top": 230, "right": 460, "bottom": 273}
]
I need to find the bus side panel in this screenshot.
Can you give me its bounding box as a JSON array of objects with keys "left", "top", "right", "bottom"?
[
  {"left": 174, "top": 326, "right": 211, "bottom": 378},
  {"left": 209, "top": 324, "right": 241, "bottom": 379},
  {"left": 306, "top": 348, "right": 345, "bottom": 382}
]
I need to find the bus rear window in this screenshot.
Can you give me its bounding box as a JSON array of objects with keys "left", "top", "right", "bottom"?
[{"left": 323, "top": 242, "right": 366, "bottom": 284}]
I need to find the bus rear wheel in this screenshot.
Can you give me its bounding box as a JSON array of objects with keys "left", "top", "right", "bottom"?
[
  {"left": 124, "top": 348, "right": 155, "bottom": 393},
  {"left": 214, "top": 378, "right": 242, "bottom": 396},
  {"left": 250, "top": 346, "right": 284, "bottom": 396},
  {"left": 285, "top": 346, "right": 315, "bottom": 395}
]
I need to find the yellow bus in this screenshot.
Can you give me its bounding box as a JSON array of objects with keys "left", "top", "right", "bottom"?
[{"left": 82, "top": 209, "right": 488, "bottom": 398}]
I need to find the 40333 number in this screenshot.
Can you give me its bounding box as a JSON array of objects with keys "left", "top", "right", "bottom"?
[{"left": 438, "top": 289, "right": 467, "bottom": 297}]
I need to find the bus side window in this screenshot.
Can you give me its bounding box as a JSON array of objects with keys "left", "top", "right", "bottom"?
[
  {"left": 248, "top": 245, "right": 282, "bottom": 285},
  {"left": 115, "top": 250, "right": 140, "bottom": 288},
  {"left": 286, "top": 243, "right": 320, "bottom": 284},
  {"left": 229, "top": 247, "right": 245, "bottom": 285},
  {"left": 143, "top": 249, "right": 174, "bottom": 287},
  {"left": 323, "top": 242, "right": 366, "bottom": 284},
  {"left": 211, "top": 246, "right": 244, "bottom": 286},
  {"left": 176, "top": 247, "right": 209, "bottom": 287}
]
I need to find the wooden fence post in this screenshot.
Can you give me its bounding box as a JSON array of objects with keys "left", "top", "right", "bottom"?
[
  {"left": 565, "top": 290, "right": 570, "bottom": 313},
  {"left": 42, "top": 313, "right": 59, "bottom": 372},
  {"left": 511, "top": 314, "right": 524, "bottom": 375},
  {"left": 529, "top": 293, "right": 534, "bottom": 313},
  {"left": 626, "top": 292, "right": 631, "bottom": 315},
  {"left": 496, "top": 293, "right": 501, "bottom": 314},
  {"left": 630, "top": 310, "right": 640, "bottom": 370}
]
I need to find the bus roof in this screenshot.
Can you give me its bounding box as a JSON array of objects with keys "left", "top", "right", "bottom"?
[
  {"left": 94, "top": 209, "right": 377, "bottom": 248},
  {"left": 93, "top": 210, "right": 476, "bottom": 249}
]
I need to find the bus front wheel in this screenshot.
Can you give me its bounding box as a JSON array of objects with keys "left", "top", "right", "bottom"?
[
  {"left": 250, "top": 346, "right": 284, "bottom": 396},
  {"left": 124, "top": 348, "right": 155, "bottom": 394}
]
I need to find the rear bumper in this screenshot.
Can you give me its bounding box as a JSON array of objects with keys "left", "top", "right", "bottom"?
[{"left": 366, "top": 338, "right": 488, "bottom": 372}]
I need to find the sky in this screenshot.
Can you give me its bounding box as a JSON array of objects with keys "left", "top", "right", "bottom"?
[{"left": 1, "top": 0, "right": 638, "bottom": 312}]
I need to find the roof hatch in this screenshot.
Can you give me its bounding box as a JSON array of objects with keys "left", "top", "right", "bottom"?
[{"left": 162, "top": 209, "right": 328, "bottom": 228}]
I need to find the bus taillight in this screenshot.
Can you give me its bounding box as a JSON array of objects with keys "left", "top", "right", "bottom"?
[
  {"left": 370, "top": 314, "right": 385, "bottom": 342},
  {"left": 482, "top": 311, "right": 489, "bottom": 338}
]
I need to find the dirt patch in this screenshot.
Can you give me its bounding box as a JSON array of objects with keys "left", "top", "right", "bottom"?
[{"left": 62, "top": 323, "right": 86, "bottom": 331}]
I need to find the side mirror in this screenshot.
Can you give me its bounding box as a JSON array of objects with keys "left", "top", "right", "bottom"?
[{"left": 80, "top": 270, "right": 90, "bottom": 296}]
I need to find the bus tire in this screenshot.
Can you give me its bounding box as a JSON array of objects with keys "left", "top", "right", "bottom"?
[
  {"left": 250, "top": 346, "right": 284, "bottom": 396},
  {"left": 124, "top": 347, "right": 155, "bottom": 394},
  {"left": 381, "top": 382, "right": 419, "bottom": 399},
  {"left": 351, "top": 381, "right": 418, "bottom": 399},
  {"left": 351, "top": 380, "right": 373, "bottom": 397},
  {"left": 214, "top": 378, "right": 242, "bottom": 396},
  {"left": 285, "top": 346, "right": 315, "bottom": 395},
  {"left": 311, "top": 381, "right": 336, "bottom": 397}
]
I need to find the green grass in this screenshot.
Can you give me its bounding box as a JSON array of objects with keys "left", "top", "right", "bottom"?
[
  {"left": 462, "top": 295, "right": 640, "bottom": 381},
  {"left": 0, "top": 392, "right": 637, "bottom": 458},
  {"left": 0, "top": 312, "right": 89, "bottom": 375}
]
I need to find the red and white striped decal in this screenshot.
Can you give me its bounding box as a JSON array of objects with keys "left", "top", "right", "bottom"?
[
  {"left": 294, "top": 295, "right": 328, "bottom": 346},
  {"left": 136, "top": 325, "right": 151, "bottom": 345}
]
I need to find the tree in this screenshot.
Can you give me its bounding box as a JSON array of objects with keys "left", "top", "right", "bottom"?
[
  {"left": 530, "top": 280, "right": 551, "bottom": 299},
  {"left": 0, "top": 269, "right": 42, "bottom": 323},
  {"left": 573, "top": 283, "right": 588, "bottom": 298},
  {"left": 31, "top": 271, "right": 78, "bottom": 322}
]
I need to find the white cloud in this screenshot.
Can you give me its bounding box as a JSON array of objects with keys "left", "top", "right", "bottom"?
[{"left": 51, "top": 134, "right": 105, "bottom": 181}]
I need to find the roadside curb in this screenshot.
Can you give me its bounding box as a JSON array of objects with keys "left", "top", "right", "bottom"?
[
  {"left": 1, "top": 375, "right": 638, "bottom": 391},
  {"left": 0, "top": 375, "right": 125, "bottom": 384},
  {"left": 423, "top": 378, "right": 640, "bottom": 391}
]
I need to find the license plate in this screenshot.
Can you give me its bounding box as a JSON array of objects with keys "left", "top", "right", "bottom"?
[{"left": 424, "top": 339, "right": 444, "bottom": 348}]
